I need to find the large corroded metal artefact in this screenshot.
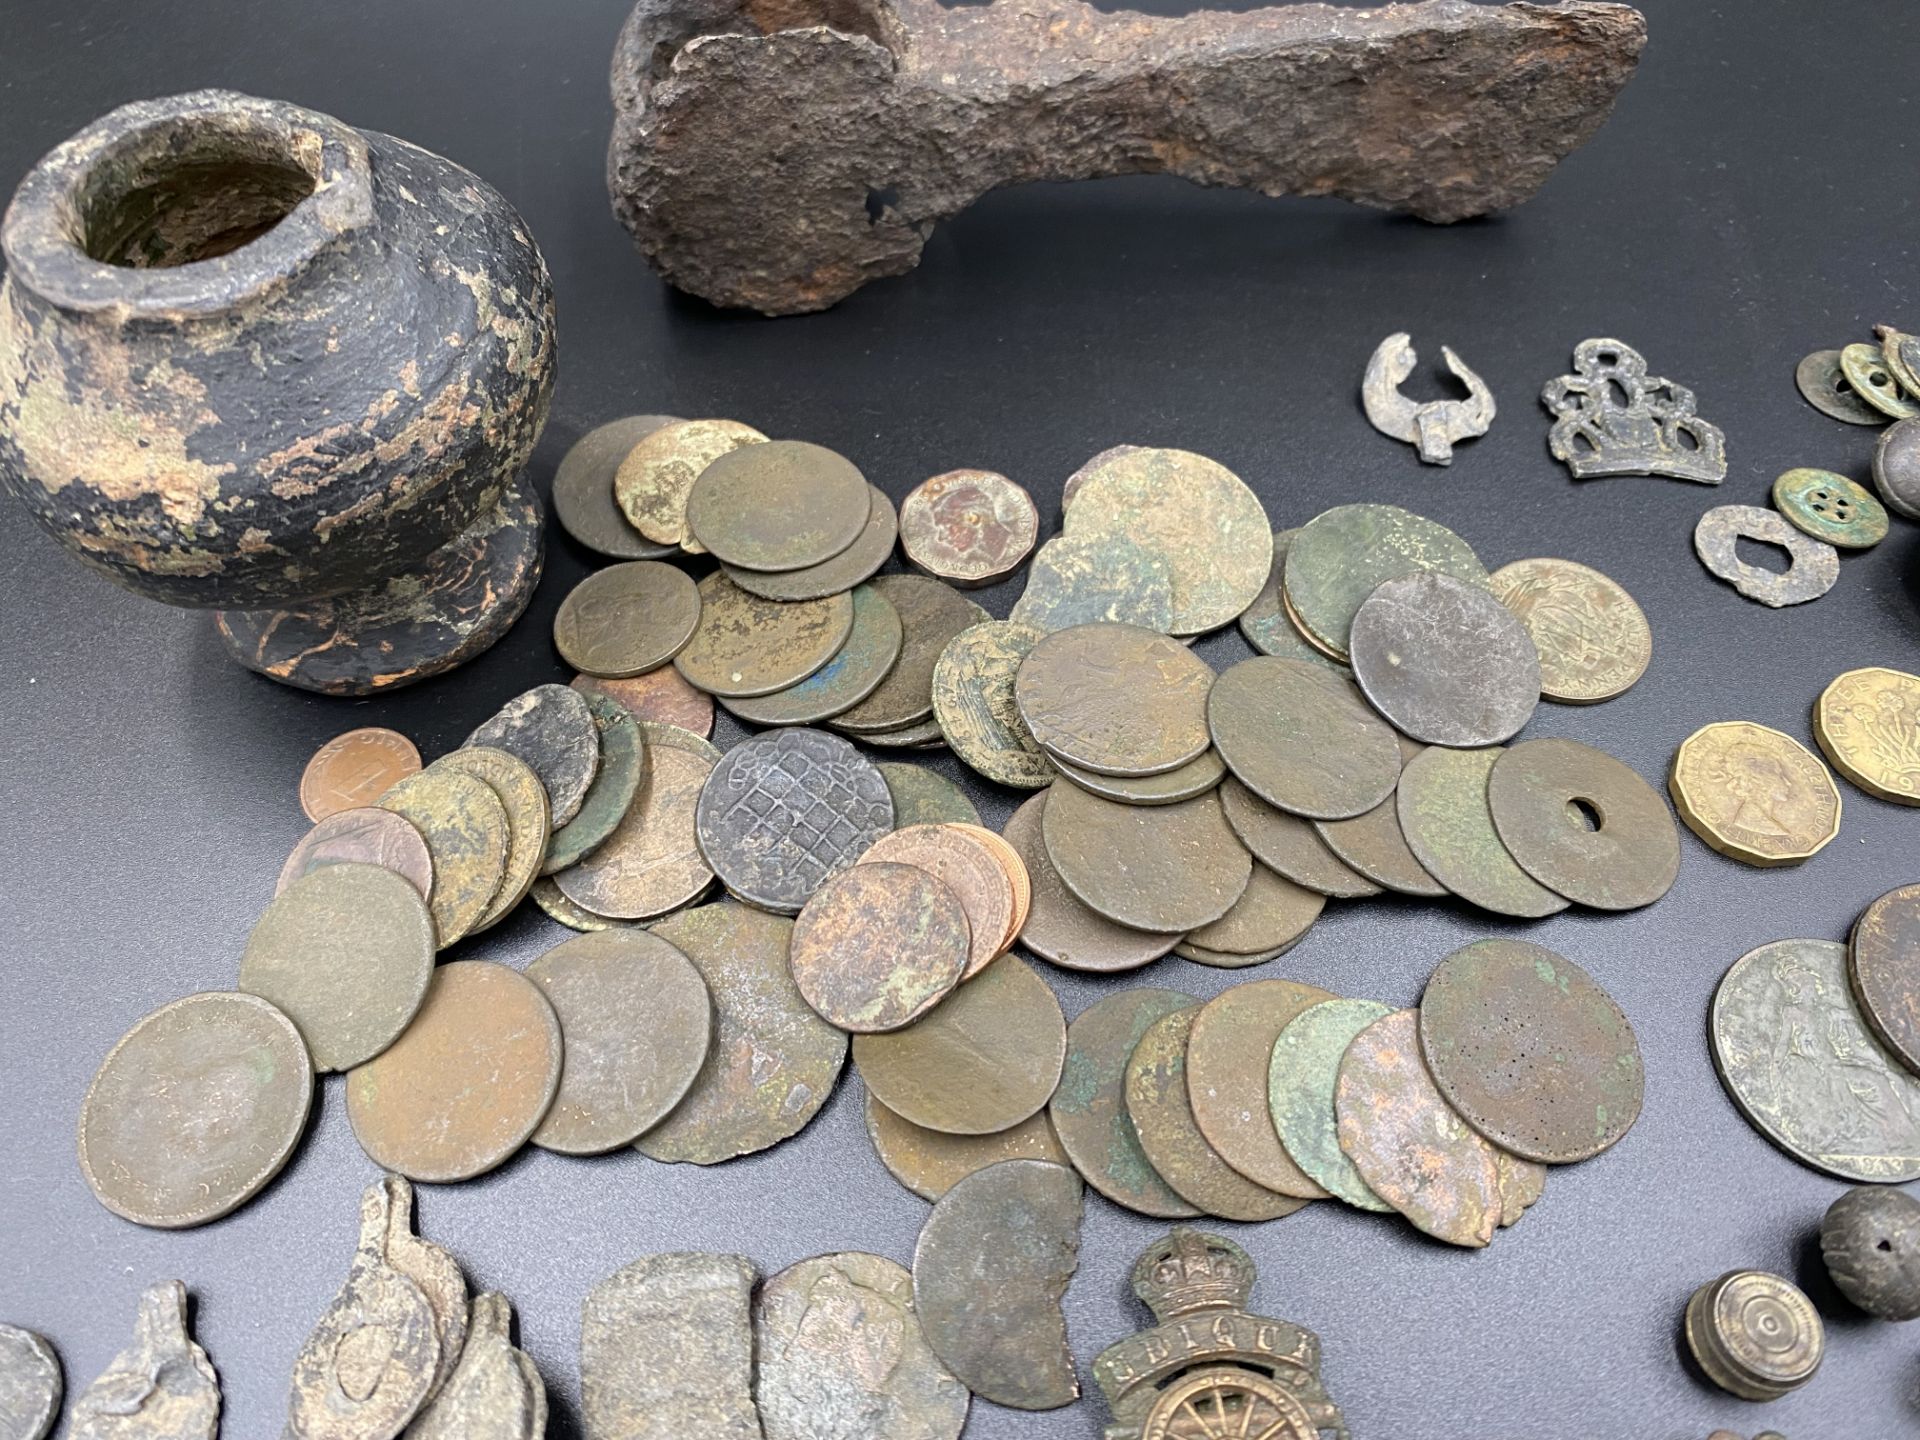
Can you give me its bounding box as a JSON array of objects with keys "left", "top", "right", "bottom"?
[{"left": 608, "top": 0, "right": 1646, "bottom": 314}]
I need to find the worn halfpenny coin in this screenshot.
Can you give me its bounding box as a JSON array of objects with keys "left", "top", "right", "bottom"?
[
  {"left": 553, "top": 560, "right": 701, "bottom": 677},
  {"left": 1269, "top": 998, "right": 1396, "bottom": 1212},
  {"left": 300, "top": 727, "right": 422, "bottom": 822},
  {"left": 675, "top": 573, "right": 855, "bottom": 699},
  {"left": 465, "top": 683, "right": 600, "bottom": 828},
  {"left": 722, "top": 582, "right": 903, "bottom": 727},
  {"left": 1488, "top": 557, "right": 1652, "bottom": 704},
  {"left": 861, "top": 824, "right": 1014, "bottom": 978},
  {"left": 614, "top": 417, "right": 768, "bottom": 553},
  {"left": 1283, "top": 503, "right": 1488, "bottom": 659},
  {"left": 1396, "top": 745, "right": 1570, "bottom": 919},
  {"left": 686, "top": 440, "right": 873, "bottom": 572},
  {"left": 1670, "top": 721, "right": 1842, "bottom": 866},
  {"left": 543, "top": 694, "right": 645, "bottom": 875},
  {"left": 1349, "top": 572, "right": 1540, "bottom": 747},
  {"left": 572, "top": 667, "right": 715, "bottom": 738},
  {"left": 865, "top": 1092, "right": 1072, "bottom": 1202},
  {"left": 1005, "top": 792, "right": 1181, "bottom": 972},
  {"left": 1850, "top": 885, "right": 1920, "bottom": 1077},
  {"left": 834, "top": 577, "right": 988, "bottom": 734},
  {"left": 1487, "top": 737, "right": 1680, "bottom": 909},
  {"left": 791, "top": 863, "right": 971, "bottom": 1032},
  {"left": 552, "top": 414, "right": 681, "bottom": 559},
  {"left": 1239, "top": 529, "right": 1349, "bottom": 673},
  {"left": 725, "top": 486, "right": 898, "bottom": 603},
  {"left": 1311, "top": 735, "right": 1446, "bottom": 898},
  {"left": 879, "top": 763, "right": 982, "bottom": 828},
  {"left": 1014, "top": 622, "right": 1213, "bottom": 777},
  {"left": 552, "top": 738, "right": 714, "bottom": 920},
  {"left": 901, "top": 469, "right": 1040, "bottom": 588},
  {"left": 1051, "top": 748, "right": 1226, "bottom": 807},
  {"left": 1207, "top": 657, "right": 1401, "bottom": 819},
  {"left": 1008, "top": 533, "right": 1174, "bottom": 636},
  {"left": 931, "top": 620, "right": 1056, "bottom": 789},
  {"left": 1042, "top": 782, "right": 1251, "bottom": 933},
  {"left": 1186, "top": 980, "right": 1336, "bottom": 1199},
  {"left": 429, "top": 746, "right": 551, "bottom": 930},
  {"left": 1220, "top": 778, "right": 1381, "bottom": 898},
  {"left": 277, "top": 806, "right": 433, "bottom": 903},
  {"left": 1180, "top": 863, "right": 1325, "bottom": 959}
]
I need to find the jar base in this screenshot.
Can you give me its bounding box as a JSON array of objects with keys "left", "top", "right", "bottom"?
[{"left": 214, "top": 474, "right": 544, "bottom": 695}]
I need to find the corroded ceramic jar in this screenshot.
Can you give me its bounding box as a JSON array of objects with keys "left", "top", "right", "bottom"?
[{"left": 0, "top": 90, "right": 556, "bottom": 691}]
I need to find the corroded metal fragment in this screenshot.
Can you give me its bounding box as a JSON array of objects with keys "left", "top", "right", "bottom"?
[
  {"left": 1693, "top": 504, "right": 1839, "bottom": 607},
  {"left": 581, "top": 1254, "right": 761, "bottom": 1440},
  {"left": 71, "top": 1284, "right": 217, "bottom": 1440},
  {"left": 404, "top": 1293, "right": 546, "bottom": 1440},
  {"left": 1361, "top": 333, "right": 1495, "bottom": 464},
  {"left": 0, "top": 1325, "right": 59, "bottom": 1440},
  {"left": 1543, "top": 338, "right": 1726, "bottom": 483}
]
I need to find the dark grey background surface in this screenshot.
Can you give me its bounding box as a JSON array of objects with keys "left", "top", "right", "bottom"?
[{"left": 2, "top": 0, "right": 1917, "bottom": 1435}]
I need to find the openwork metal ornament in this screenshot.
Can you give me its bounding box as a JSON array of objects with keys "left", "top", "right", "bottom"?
[
  {"left": 1361, "top": 333, "right": 1496, "bottom": 465},
  {"left": 1541, "top": 338, "right": 1727, "bottom": 483},
  {"left": 1093, "top": 1229, "right": 1347, "bottom": 1440}
]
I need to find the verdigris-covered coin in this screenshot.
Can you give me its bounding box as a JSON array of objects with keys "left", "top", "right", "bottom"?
[
  {"left": 1208, "top": 657, "right": 1401, "bottom": 819},
  {"left": 1874, "top": 417, "right": 1920, "bottom": 521},
  {"left": 724, "top": 486, "right": 897, "bottom": 602},
  {"left": 1269, "top": 999, "right": 1396, "bottom": 1213},
  {"left": 543, "top": 694, "right": 645, "bottom": 874},
  {"left": 640, "top": 903, "right": 846, "bottom": 1163},
  {"left": 1239, "top": 529, "right": 1348, "bottom": 673},
  {"left": 345, "top": 960, "right": 562, "bottom": 1182},
  {"left": 1816, "top": 666, "right": 1920, "bottom": 805},
  {"left": 1187, "top": 980, "right": 1336, "bottom": 1199},
  {"left": 1419, "top": 939, "right": 1644, "bottom": 1163},
  {"left": 723, "top": 583, "right": 903, "bottom": 727},
  {"left": 854, "top": 954, "right": 1067, "bottom": 1135},
  {"left": 901, "top": 468, "right": 1040, "bottom": 588},
  {"left": 0, "top": 1325, "right": 58, "bottom": 1440},
  {"left": 71, "top": 1282, "right": 217, "bottom": 1440},
  {"left": 1060, "top": 444, "right": 1143, "bottom": 512},
  {"left": 1487, "top": 737, "right": 1680, "bottom": 909},
  {"left": 1712, "top": 939, "right": 1920, "bottom": 1182},
  {"left": 834, "top": 577, "right": 987, "bottom": 734},
  {"left": 864, "top": 1091, "right": 1071, "bottom": 1202},
  {"left": 1052, "top": 748, "right": 1226, "bottom": 807},
  {"left": 1851, "top": 885, "right": 1920, "bottom": 1077},
  {"left": 1882, "top": 325, "right": 1920, "bottom": 396},
  {"left": 675, "top": 572, "right": 854, "bottom": 699},
  {"left": 912, "top": 1160, "right": 1083, "bottom": 1411},
  {"left": 553, "top": 560, "right": 701, "bottom": 677},
  {"left": 1488, "top": 557, "right": 1652, "bottom": 704},
  {"left": 277, "top": 806, "right": 432, "bottom": 903},
  {"left": 1796, "top": 349, "right": 1885, "bottom": 426},
  {"left": 1694, "top": 504, "right": 1840, "bottom": 607},
  {"left": 1670, "top": 721, "right": 1843, "bottom": 867},
  {"left": 931, "top": 620, "right": 1056, "bottom": 788},
  {"left": 1125, "top": 1009, "right": 1306, "bottom": 1222},
  {"left": 1005, "top": 793, "right": 1180, "bottom": 972},
  {"left": 299, "top": 727, "right": 422, "bottom": 823},
  {"left": 529, "top": 876, "right": 635, "bottom": 932},
  {"left": 1181, "top": 863, "right": 1325, "bottom": 959},
  {"left": 1008, "top": 533, "right": 1175, "bottom": 635},
  {"left": 1773, "top": 468, "right": 1888, "bottom": 550},
  {"left": 1283, "top": 503, "right": 1488, "bottom": 659},
  {"left": 879, "top": 762, "right": 981, "bottom": 827},
  {"left": 696, "top": 728, "right": 894, "bottom": 914},
  {"left": 378, "top": 766, "right": 510, "bottom": 946},
  {"left": 404, "top": 1292, "right": 546, "bottom": 1440},
  {"left": 1685, "top": 1270, "right": 1824, "bottom": 1402},
  {"left": 755, "top": 1252, "right": 969, "bottom": 1440},
  {"left": 1049, "top": 988, "right": 1200, "bottom": 1218},
  {"left": 428, "top": 746, "right": 550, "bottom": 931},
  {"left": 1396, "top": 745, "right": 1570, "bottom": 919},
  {"left": 573, "top": 667, "right": 714, "bottom": 738},
  {"left": 1014, "top": 622, "right": 1213, "bottom": 777},
  {"left": 615, "top": 417, "right": 768, "bottom": 553},
  {"left": 466, "top": 683, "right": 599, "bottom": 828},
  {"left": 552, "top": 414, "right": 681, "bottom": 559},
  {"left": 77, "top": 992, "right": 311, "bottom": 1228},
  {"left": 1220, "top": 778, "right": 1380, "bottom": 898},
  {"left": 582, "top": 1254, "right": 761, "bottom": 1440},
  {"left": 1841, "top": 342, "right": 1920, "bottom": 420},
  {"left": 1042, "top": 782, "right": 1251, "bottom": 933},
  {"left": 790, "top": 862, "right": 970, "bottom": 1032},
  {"left": 553, "top": 735, "right": 715, "bottom": 920},
  {"left": 239, "top": 863, "right": 434, "bottom": 1073},
  {"left": 1350, "top": 572, "right": 1540, "bottom": 747},
  {"left": 1822, "top": 1186, "right": 1920, "bottom": 1321},
  {"left": 686, "top": 440, "right": 873, "bottom": 572},
  {"left": 861, "top": 825, "right": 1013, "bottom": 978},
  {"left": 526, "top": 929, "right": 713, "bottom": 1153}
]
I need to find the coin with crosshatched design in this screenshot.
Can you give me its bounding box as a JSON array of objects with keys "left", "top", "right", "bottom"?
[
  {"left": 300, "top": 728, "right": 422, "bottom": 822},
  {"left": 465, "top": 683, "right": 600, "bottom": 829},
  {"left": 277, "top": 806, "right": 432, "bottom": 903},
  {"left": 1208, "top": 657, "right": 1400, "bottom": 820},
  {"left": 1042, "top": 782, "right": 1250, "bottom": 934},
  {"left": 686, "top": 440, "right": 873, "bottom": 572},
  {"left": 1396, "top": 745, "right": 1569, "bottom": 919},
  {"left": 1816, "top": 667, "right": 1920, "bottom": 806},
  {"left": 1282, "top": 504, "right": 1488, "bottom": 659},
  {"left": 1349, "top": 572, "right": 1539, "bottom": 747},
  {"left": 1488, "top": 557, "right": 1651, "bottom": 704},
  {"left": 615, "top": 417, "right": 768, "bottom": 553},
  {"left": 676, "top": 572, "right": 855, "bottom": 699},
  {"left": 791, "top": 863, "right": 971, "bottom": 1032},
  {"left": 552, "top": 415, "right": 682, "bottom": 559},
  {"left": 1670, "top": 721, "right": 1842, "bottom": 867},
  {"left": 553, "top": 560, "right": 701, "bottom": 677},
  {"left": 901, "top": 469, "right": 1040, "bottom": 588},
  {"left": 1487, "top": 737, "right": 1679, "bottom": 910},
  {"left": 1014, "top": 622, "right": 1213, "bottom": 778},
  {"left": 725, "top": 486, "right": 897, "bottom": 603}
]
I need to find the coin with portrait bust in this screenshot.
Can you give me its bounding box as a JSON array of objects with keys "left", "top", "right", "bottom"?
[{"left": 1670, "top": 721, "right": 1842, "bottom": 866}]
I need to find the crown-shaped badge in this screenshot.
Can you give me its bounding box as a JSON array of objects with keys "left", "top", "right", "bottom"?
[
  {"left": 1541, "top": 338, "right": 1727, "bottom": 484},
  {"left": 1131, "top": 1227, "right": 1256, "bottom": 1320}
]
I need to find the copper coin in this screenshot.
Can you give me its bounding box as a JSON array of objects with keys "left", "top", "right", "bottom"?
[
  {"left": 1170, "top": 939, "right": 1302, "bottom": 970},
  {"left": 553, "top": 560, "right": 701, "bottom": 678},
  {"left": 1220, "top": 778, "right": 1381, "bottom": 898},
  {"left": 428, "top": 746, "right": 551, "bottom": 931},
  {"left": 1048, "top": 987, "right": 1201, "bottom": 1217},
  {"left": 1125, "top": 1008, "right": 1306, "bottom": 1222},
  {"left": 1014, "top": 622, "right": 1214, "bottom": 777},
  {"left": 1419, "top": 938, "right": 1644, "bottom": 1163},
  {"left": 300, "top": 727, "right": 422, "bottom": 822},
  {"left": 1488, "top": 557, "right": 1652, "bottom": 704},
  {"left": 675, "top": 572, "right": 854, "bottom": 698},
  {"left": 1281, "top": 503, "right": 1488, "bottom": 660},
  {"left": 639, "top": 902, "right": 847, "bottom": 1164},
  {"left": 722, "top": 582, "right": 904, "bottom": 727},
  {"left": 791, "top": 862, "right": 972, "bottom": 1032},
  {"left": 854, "top": 954, "right": 1067, "bottom": 1134},
  {"left": 277, "top": 806, "right": 432, "bottom": 903},
  {"left": 542, "top": 693, "right": 645, "bottom": 875},
  {"left": 1060, "top": 444, "right": 1145, "bottom": 512},
  {"left": 1042, "top": 781, "right": 1250, "bottom": 933},
  {"left": 526, "top": 929, "right": 713, "bottom": 1154},
  {"left": 1349, "top": 572, "right": 1541, "bottom": 747},
  {"left": 346, "top": 960, "right": 562, "bottom": 1182},
  {"left": 573, "top": 667, "right": 715, "bottom": 738},
  {"left": 552, "top": 739, "right": 715, "bottom": 919},
  {"left": 1008, "top": 533, "right": 1175, "bottom": 635},
  {"left": 528, "top": 875, "right": 637, "bottom": 933},
  {"left": 1050, "top": 747, "right": 1226, "bottom": 807},
  {"left": 834, "top": 577, "right": 989, "bottom": 733},
  {"left": 724, "top": 485, "right": 898, "bottom": 602},
  {"left": 1487, "top": 737, "right": 1680, "bottom": 910},
  {"left": 852, "top": 716, "right": 949, "bottom": 749},
  {"left": 552, "top": 415, "right": 681, "bottom": 560},
  {"left": 864, "top": 1091, "right": 1071, "bottom": 1202},
  {"left": 930, "top": 620, "right": 1057, "bottom": 789},
  {"left": 1312, "top": 737, "right": 1449, "bottom": 898},
  {"left": 1207, "top": 657, "right": 1401, "bottom": 819},
  {"left": 1396, "top": 745, "right": 1570, "bottom": 919},
  {"left": 950, "top": 824, "right": 1031, "bottom": 945},
  {"left": 860, "top": 825, "right": 1014, "bottom": 979},
  {"left": 1003, "top": 792, "right": 1181, "bottom": 973},
  {"left": 685, "top": 439, "right": 873, "bottom": 572},
  {"left": 1797, "top": 349, "right": 1885, "bottom": 426},
  {"left": 879, "top": 762, "right": 982, "bottom": 827},
  {"left": 1268, "top": 998, "right": 1396, "bottom": 1212},
  {"left": 614, "top": 417, "right": 768, "bottom": 553},
  {"left": 1238, "top": 529, "right": 1350, "bottom": 673},
  {"left": 1851, "top": 885, "right": 1920, "bottom": 1075},
  {"left": 1180, "top": 862, "right": 1325, "bottom": 958},
  {"left": 1185, "top": 980, "right": 1336, "bottom": 1199},
  {"left": 900, "top": 468, "right": 1040, "bottom": 588},
  {"left": 377, "top": 766, "right": 512, "bottom": 947},
  {"left": 465, "top": 683, "right": 600, "bottom": 828}
]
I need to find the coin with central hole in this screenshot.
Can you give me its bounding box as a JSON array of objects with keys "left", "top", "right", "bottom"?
[
  {"left": 553, "top": 560, "right": 702, "bottom": 677},
  {"left": 1042, "top": 781, "right": 1251, "bottom": 932},
  {"left": 1220, "top": 778, "right": 1380, "bottom": 898},
  {"left": 1850, "top": 885, "right": 1920, "bottom": 1076},
  {"left": 278, "top": 806, "right": 432, "bottom": 903},
  {"left": 1841, "top": 342, "right": 1920, "bottom": 420},
  {"left": 1013, "top": 622, "right": 1213, "bottom": 777},
  {"left": 860, "top": 825, "right": 1014, "bottom": 978},
  {"left": 300, "top": 727, "right": 422, "bottom": 822},
  {"left": 864, "top": 1092, "right": 1071, "bottom": 1202},
  {"left": 724, "top": 485, "right": 897, "bottom": 603},
  {"left": 723, "top": 582, "right": 904, "bottom": 727},
  {"left": 685, "top": 440, "right": 873, "bottom": 572},
  {"left": 1694, "top": 505, "right": 1840, "bottom": 607},
  {"left": 1349, "top": 572, "right": 1540, "bottom": 747},
  {"left": 854, "top": 954, "right": 1067, "bottom": 1134},
  {"left": 1187, "top": 981, "right": 1336, "bottom": 1198},
  {"left": 1772, "top": 468, "right": 1888, "bottom": 550},
  {"left": 1208, "top": 657, "right": 1401, "bottom": 819},
  {"left": 834, "top": 577, "right": 989, "bottom": 734},
  {"left": 931, "top": 621, "right": 1057, "bottom": 789},
  {"left": 1488, "top": 557, "right": 1651, "bottom": 704},
  {"left": 552, "top": 415, "right": 682, "bottom": 559},
  {"left": 1004, "top": 792, "right": 1181, "bottom": 972},
  {"left": 1396, "top": 745, "right": 1570, "bottom": 919},
  {"left": 1282, "top": 504, "right": 1488, "bottom": 659},
  {"left": 552, "top": 735, "right": 714, "bottom": 920},
  {"left": 614, "top": 418, "right": 767, "bottom": 553},
  {"left": 465, "top": 683, "right": 600, "bottom": 829},
  {"left": 1486, "top": 737, "right": 1678, "bottom": 909},
  {"left": 675, "top": 573, "right": 855, "bottom": 699},
  {"left": 429, "top": 746, "right": 551, "bottom": 931},
  {"left": 1268, "top": 998, "right": 1396, "bottom": 1212},
  {"left": 1419, "top": 939, "right": 1645, "bottom": 1163},
  {"left": 1874, "top": 419, "right": 1920, "bottom": 521},
  {"left": 378, "top": 766, "right": 512, "bottom": 946},
  {"left": 1796, "top": 350, "right": 1885, "bottom": 426},
  {"left": 791, "top": 862, "right": 971, "bottom": 1032},
  {"left": 901, "top": 469, "right": 1040, "bottom": 588}
]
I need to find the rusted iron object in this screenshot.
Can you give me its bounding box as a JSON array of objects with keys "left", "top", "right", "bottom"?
[{"left": 608, "top": 0, "right": 1646, "bottom": 314}]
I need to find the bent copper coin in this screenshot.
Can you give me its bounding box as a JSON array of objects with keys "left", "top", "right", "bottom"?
[
  {"left": 465, "top": 683, "right": 600, "bottom": 828},
  {"left": 1015, "top": 622, "right": 1213, "bottom": 777},
  {"left": 1170, "top": 939, "right": 1299, "bottom": 969},
  {"left": 1842, "top": 341, "right": 1920, "bottom": 420},
  {"left": 1351, "top": 572, "right": 1541, "bottom": 747},
  {"left": 543, "top": 694, "right": 645, "bottom": 874},
  {"left": 1049, "top": 988, "right": 1200, "bottom": 1217},
  {"left": 1042, "top": 781, "right": 1251, "bottom": 933},
  {"left": 1181, "top": 863, "right": 1325, "bottom": 957},
  {"left": 864, "top": 1091, "right": 1071, "bottom": 1202},
  {"left": 406, "top": 1291, "right": 547, "bottom": 1440},
  {"left": 854, "top": 955, "right": 1067, "bottom": 1134},
  {"left": 1008, "top": 533, "right": 1175, "bottom": 635},
  {"left": 0, "top": 1325, "right": 60, "bottom": 1440},
  {"left": 572, "top": 667, "right": 715, "bottom": 738},
  {"left": 862, "top": 824, "right": 1014, "bottom": 977},
  {"left": 429, "top": 746, "right": 550, "bottom": 931},
  {"left": 879, "top": 762, "right": 981, "bottom": 827},
  {"left": 1335, "top": 1009, "right": 1503, "bottom": 1247},
  {"left": 723, "top": 583, "right": 903, "bottom": 727},
  {"left": 1797, "top": 349, "right": 1885, "bottom": 426},
  {"left": 529, "top": 876, "right": 636, "bottom": 932},
  {"left": 1051, "top": 747, "right": 1226, "bottom": 807},
  {"left": 1694, "top": 505, "right": 1840, "bottom": 608},
  {"left": 78, "top": 992, "right": 312, "bottom": 1228},
  {"left": 553, "top": 738, "right": 713, "bottom": 920},
  {"left": 553, "top": 560, "right": 702, "bottom": 677},
  {"left": 1283, "top": 503, "right": 1488, "bottom": 659},
  {"left": 725, "top": 486, "right": 898, "bottom": 603},
  {"left": 675, "top": 572, "right": 854, "bottom": 699},
  {"left": 582, "top": 1253, "right": 761, "bottom": 1440},
  {"left": 614, "top": 417, "right": 768, "bottom": 553},
  {"left": 1488, "top": 557, "right": 1652, "bottom": 704},
  {"left": 1187, "top": 980, "right": 1336, "bottom": 1199},
  {"left": 639, "top": 903, "right": 847, "bottom": 1163},
  {"left": 277, "top": 806, "right": 432, "bottom": 903},
  {"left": 526, "top": 929, "right": 713, "bottom": 1153},
  {"left": 300, "top": 727, "right": 422, "bottom": 822},
  {"left": 552, "top": 414, "right": 681, "bottom": 559},
  {"left": 1487, "top": 737, "right": 1680, "bottom": 909},
  {"left": 1396, "top": 745, "right": 1570, "bottom": 919},
  {"left": 1208, "top": 657, "right": 1401, "bottom": 819},
  {"left": 1851, "top": 885, "right": 1920, "bottom": 1076},
  {"left": 1873, "top": 417, "right": 1920, "bottom": 521},
  {"left": 834, "top": 577, "right": 988, "bottom": 733},
  {"left": 72, "top": 1282, "right": 218, "bottom": 1440},
  {"left": 1004, "top": 793, "right": 1180, "bottom": 972},
  {"left": 697, "top": 728, "right": 894, "bottom": 914},
  {"left": 792, "top": 863, "right": 971, "bottom": 1032},
  {"left": 1125, "top": 1008, "right": 1306, "bottom": 1222},
  {"left": 239, "top": 863, "right": 435, "bottom": 1073},
  {"left": 1220, "top": 778, "right": 1380, "bottom": 898},
  {"left": 911, "top": 1160, "right": 1083, "bottom": 1411},
  {"left": 1419, "top": 938, "right": 1645, "bottom": 1163},
  {"left": 1239, "top": 529, "right": 1349, "bottom": 673},
  {"left": 1773, "top": 467, "right": 1888, "bottom": 550},
  {"left": 686, "top": 440, "right": 872, "bottom": 572},
  {"left": 345, "top": 960, "right": 562, "bottom": 1182},
  {"left": 931, "top": 620, "right": 1056, "bottom": 788},
  {"left": 755, "top": 1252, "right": 969, "bottom": 1440},
  {"left": 901, "top": 468, "right": 1040, "bottom": 588},
  {"left": 1269, "top": 998, "right": 1396, "bottom": 1212}
]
